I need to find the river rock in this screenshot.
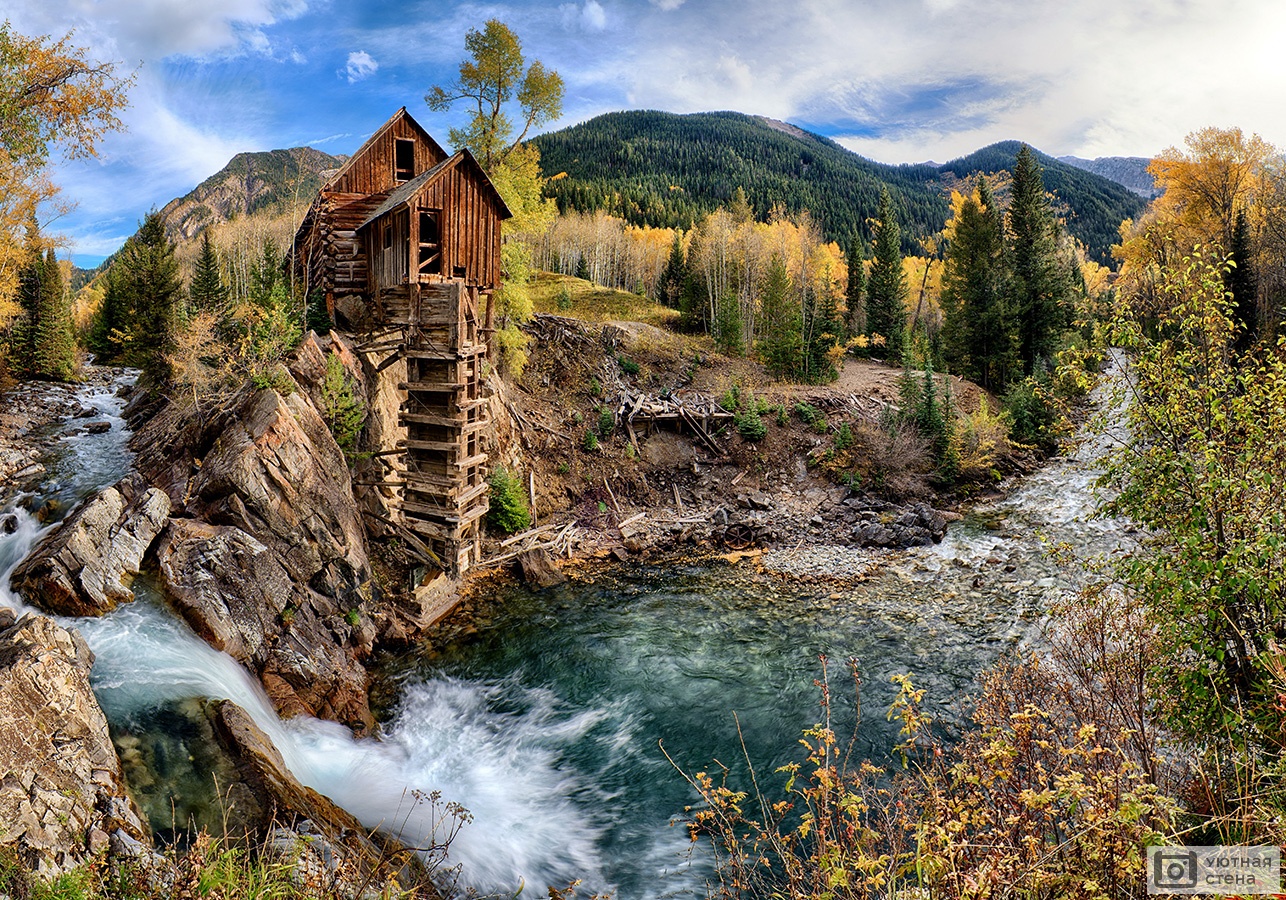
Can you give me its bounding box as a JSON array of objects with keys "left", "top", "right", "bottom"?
[
  {"left": 209, "top": 699, "right": 425, "bottom": 893},
  {"left": 0, "top": 609, "right": 148, "bottom": 876},
  {"left": 156, "top": 518, "right": 374, "bottom": 731},
  {"left": 10, "top": 473, "right": 171, "bottom": 616}
]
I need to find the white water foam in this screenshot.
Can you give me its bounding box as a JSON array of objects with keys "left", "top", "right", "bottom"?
[{"left": 82, "top": 600, "right": 613, "bottom": 893}]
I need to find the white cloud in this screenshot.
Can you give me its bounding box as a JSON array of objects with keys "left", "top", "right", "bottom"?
[
  {"left": 614, "top": 0, "right": 1286, "bottom": 160},
  {"left": 561, "top": 1, "right": 608, "bottom": 33},
  {"left": 649, "top": 0, "right": 686, "bottom": 10},
  {"left": 344, "top": 50, "right": 378, "bottom": 83},
  {"left": 4, "top": 0, "right": 312, "bottom": 62},
  {"left": 583, "top": 1, "right": 608, "bottom": 31}
]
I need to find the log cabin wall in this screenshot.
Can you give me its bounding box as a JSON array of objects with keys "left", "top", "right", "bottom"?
[{"left": 403, "top": 159, "right": 503, "bottom": 291}]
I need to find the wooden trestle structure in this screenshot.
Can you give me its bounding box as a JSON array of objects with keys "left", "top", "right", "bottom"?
[
  {"left": 293, "top": 108, "right": 510, "bottom": 576},
  {"left": 396, "top": 281, "right": 490, "bottom": 574}
]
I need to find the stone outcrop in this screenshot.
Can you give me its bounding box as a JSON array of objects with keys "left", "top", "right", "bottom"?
[
  {"left": 0, "top": 609, "right": 148, "bottom": 876},
  {"left": 209, "top": 700, "right": 425, "bottom": 893},
  {"left": 131, "top": 380, "right": 377, "bottom": 730},
  {"left": 156, "top": 519, "right": 372, "bottom": 728},
  {"left": 10, "top": 473, "right": 171, "bottom": 616}
]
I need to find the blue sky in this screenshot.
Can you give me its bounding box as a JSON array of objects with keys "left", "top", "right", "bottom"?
[{"left": 9, "top": 0, "right": 1286, "bottom": 266}]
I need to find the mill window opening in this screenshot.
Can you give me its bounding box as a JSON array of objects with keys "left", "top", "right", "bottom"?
[
  {"left": 394, "top": 139, "right": 415, "bottom": 182},
  {"left": 418, "top": 209, "right": 442, "bottom": 275}
]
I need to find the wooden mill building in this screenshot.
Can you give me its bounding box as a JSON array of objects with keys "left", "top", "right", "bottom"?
[{"left": 293, "top": 108, "right": 511, "bottom": 575}]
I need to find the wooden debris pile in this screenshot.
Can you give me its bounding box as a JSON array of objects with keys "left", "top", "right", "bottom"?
[{"left": 616, "top": 391, "right": 733, "bottom": 456}]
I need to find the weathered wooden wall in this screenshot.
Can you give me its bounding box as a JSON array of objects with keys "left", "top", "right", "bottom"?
[
  {"left": 326, "top": 115, "right": 446, "bottom": 196},
  {"left": 405, "top": 161, "right": 504, "bottom": 290}
]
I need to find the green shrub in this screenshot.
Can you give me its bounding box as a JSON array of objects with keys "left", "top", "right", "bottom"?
[
  {"left": 794, "top": 402, "right": 827, "bottom": 433},
  {"left": 835, "top": 422, "right": 853, "bottom": 451},
  {"left": 597, "top": 405, "right": 615, "bottom": 438},
  {"left": 320, "top": 353, "right": 366, "bottom": 452},
  {"left": 721, "top": 382, "right": 742, "bottom": 412},
  {"left": 250, "top": 365, "right": 296, "bottom": 395},
  {"left": 588, "top": 377, "right": 602, "bottom": 397},
  {"left": 556, "top": 286, "right": 573, "bottom": 310},
  {"left": 618, "top": 355, "right": 640, "bottom": 377},
  {"left": 775, "top": 404, "right": 788, "bottom": 427},
  {"left": 1004, "top": 374, "right": 1059, "bottom": 451},
  {"left": 735, "top": 391, "right": 767, "bottom": 441},
  {"left": 556, "top": 461, "right": 570, "bottom": 475},
  {"left": 487, "top": 466, "right": 531, "bottom": 534},
  {"left": 582, "top": 429, "right": 599, "bottom": 451}
]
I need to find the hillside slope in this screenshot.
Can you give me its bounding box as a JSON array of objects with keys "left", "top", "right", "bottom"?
[
  {"left": 532, "top": 110, "right": 1146, "bottom": 263},
  {"left": 157, "top": 146, "right": 347, "bottom": 244},
  {"left": 1058, "top": 155, "right": 1160, "bottom": 199}
]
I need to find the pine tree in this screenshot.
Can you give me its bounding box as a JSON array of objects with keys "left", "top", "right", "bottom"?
[
  {"left": 866, "top": 188, "right": 907, "bottom": 360},
  {"left": 11, "top": 224, "right": 42, "bottom": 374},
  {"left": 110, "top": 210, "right": 182, "bottom": 383},
  {"left": 189, "top": 231, "right": 227, "bottom": 312},
  {"left": 845, "top": 234, "right": 864, "bottom": 338},
  {"left": 803, "top": 282, "right": 842, "bottom": 383},
  {"left": 659, "top": 232, "right": 687, "bottom": 309},
  {"left": 90, "top": 269, "right": 125, "bottom": 360},
  {"left": 1008, "top": 146, "right": 1072, "bottom": 376},
  {"left": 940, "top": 178, "right": 1014, "bottom": 391},
  {"left": 1226, "top": 208, "right": 1258, "bottom": 354},
  {"left": 756, "top": 254, "right": 801, "bottom": 378},
  {"left": 249, "top": 239, "right": 281, "bottom": 304},
  {"left": 713, "top": 289, "right": 743, "bottom": 356},
  {"left": 30, "top": 248, "right": 75, "bottom": 380},
  {"left": 728, "top": 187, "right": 753, "bottom": 224}
]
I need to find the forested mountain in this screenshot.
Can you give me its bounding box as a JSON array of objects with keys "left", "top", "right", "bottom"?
[
  {"left": 939, "top": 143, "right": 1148, "bottom": 264},
  {"left": 532, "top": 111, "right": 1146, "bottom": 263},
  {"left": 1058, "top": 155, "right": 1160, "bottom": 199}
]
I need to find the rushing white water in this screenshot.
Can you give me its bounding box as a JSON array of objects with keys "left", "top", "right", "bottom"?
[{"left": 0, "top": 375, "right": 614, "bottom": 896}]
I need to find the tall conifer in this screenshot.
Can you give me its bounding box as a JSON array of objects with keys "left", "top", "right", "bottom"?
[
  {"left": 109, "top": 210, "right": 181, "bottom": 382},
  {"left": 1227, "top": 209, "right": 1258, "bottom": 354},
  {"left": 31, "top": 248, "right": 75, "bottom": 380},
  {"left": 866, "top": 188, "right": 907, "bottom": 360},
  {"left": 189, "top": 231, "right": 227, "bottom": 311},
  {"left": 1008, "top": 146, "right": 1072, "bottom": 375},
  {"left": 845, "top": 234, "right": 864, "bottom": 338},
  {"left": 941, "top": 178, "right": 1013, "bottom": 391},
  {"left": 756, "top": 254, "right": 801, "bottom": 378}
]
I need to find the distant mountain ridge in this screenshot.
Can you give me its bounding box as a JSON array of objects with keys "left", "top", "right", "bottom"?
[
  {"left": 1057, "top": 155, "right": 1159, "bottom": 199},
  {"left": 532, "top": 110, "right": 1147, "bottom": 264},
  {"left": 156, "top": 146, "right": 347, "bottom": 245}
]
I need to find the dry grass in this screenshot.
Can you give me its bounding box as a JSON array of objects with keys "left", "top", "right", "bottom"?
[{"left": 528, "top": 272, "right": 680, "bottom": 328}]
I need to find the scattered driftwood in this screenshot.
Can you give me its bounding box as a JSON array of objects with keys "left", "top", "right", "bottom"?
[
  {"left": 484, "top": 520, "right": 579, "bottom": 567},
  {"left": 618, "top": 512, "right": 647, "bottom": 530},
  {"left": 499, "top": 523, "right": 559, "bottom": 548}
]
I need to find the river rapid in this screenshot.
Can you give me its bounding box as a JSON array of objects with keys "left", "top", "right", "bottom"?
[{"left": 0, "top": 364, "right": 1131, "bottom": 899}]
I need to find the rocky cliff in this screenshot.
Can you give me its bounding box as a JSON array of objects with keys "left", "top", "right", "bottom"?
[
  {"left": 157, "top": 147, "right": 346, "bottom": 245},
  {"left": 0, "top": 609, "right": 148, "bottom": 876},
  {"left": 11, "top": 333, "right": 432, "bottom": 733}
]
